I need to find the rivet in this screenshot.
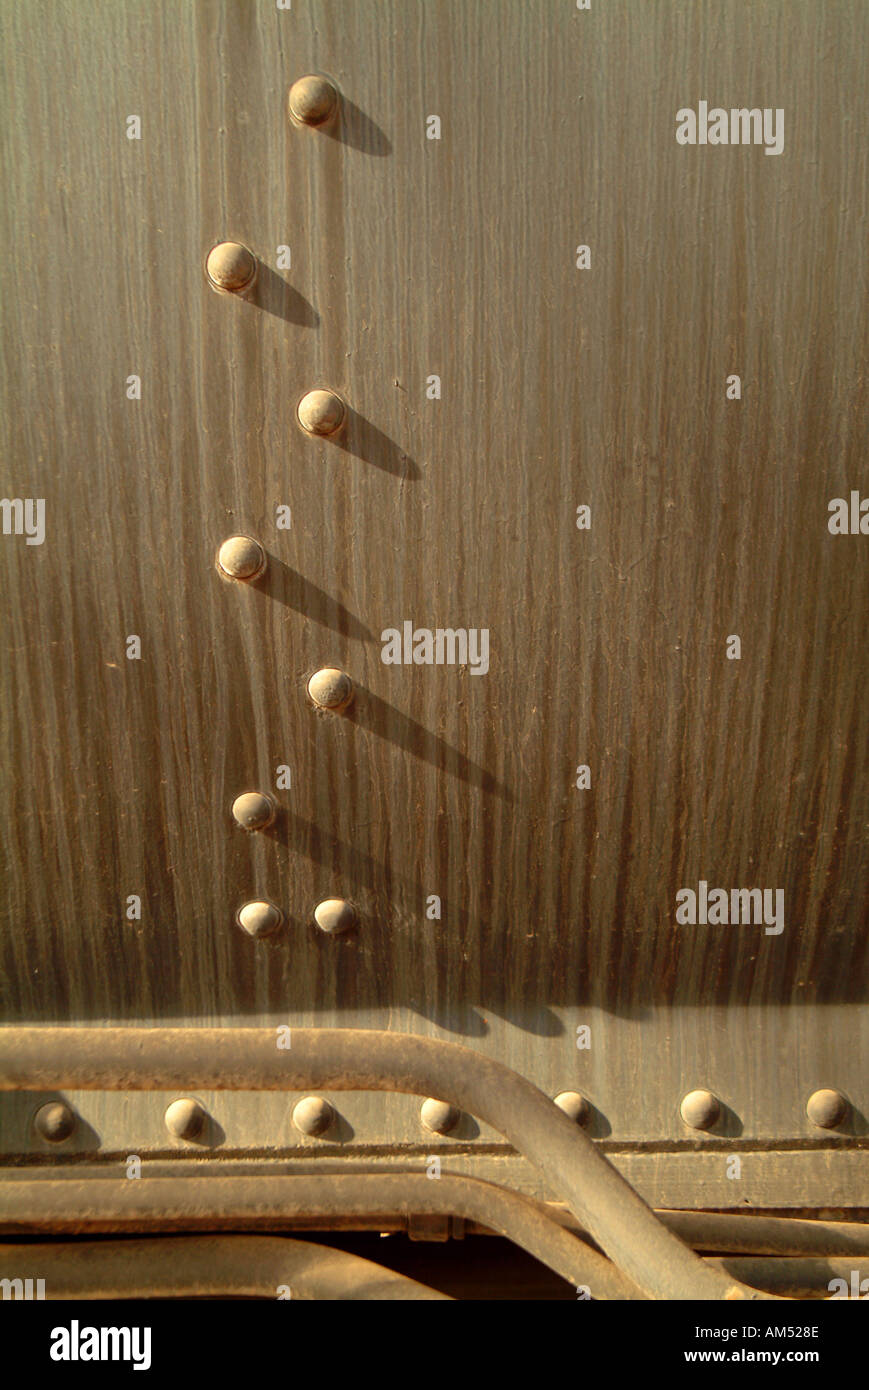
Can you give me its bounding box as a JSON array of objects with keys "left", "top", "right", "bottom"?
[
  {"left": 231, "top": 791, "right": 276, "bottom": 832},
  {"left": 236, "top": 900, "right": 283, "bottom": 939},
  {"left": 293, "top": 1096, "right": 334, "bottom": 1137},
  {"left": 313, "top": 898, "right": 357, "bottom": 935},
  {"left": 297, "top": 388, "right": 347, "bottom": 437},
  {"left": 205, "top": 240, "right": 258, "bottom": 294},
  {"left": 420, "top": 1098, "right": 460, "bottom": 1135},
  {"left": 680, "top": 1088, "right": 720, "bottom": 1131},
  {"left": 288, "top": 75, "right": 339, "bottom": 128},
  {"left": 164, "top": 1098, "right": 207, "bottom": 1141},
  {"left": 554, "top": 1091, "right": 591, "bottom": 1127},
  {"left": 806, "top": 1087, "right": 849, "bottom": 1129},
  {"left": 307, "top": 667, "right": 354, "bottom": 711},
  {"left": 34, "top": 1101, "right": 76, "bottom": 1143},
  {"left": 216, "top": 535, "right": 267, "bottom": 582}
]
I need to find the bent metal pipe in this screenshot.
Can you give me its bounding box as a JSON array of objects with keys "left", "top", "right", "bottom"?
[
  {"left": 0, "top": 1026, "right": 776, "bottom": 1301},
  {"left": 0, "top": 1172, "right": 646, "bottom": 1300}
]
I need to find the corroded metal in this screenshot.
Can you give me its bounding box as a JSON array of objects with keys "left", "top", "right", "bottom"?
[
  {"left": 0, "top": 0, "right": 866, "bottom": 1285},
  {"left": 0, "top": 1025, "right": 766, "bottom": 1300},
  {"left": 5, "top": 1172, "right": 869, "bottom": 1259},
  {"left": 288, "top": 75, "right": 339, "bottom": 129},
  {"left": 0, "top": 1172, "right": 645, "bottom": 1299},
  {"left": 0, "top": 1235, "right": 449, "bottom": 1301},
  {"left": 33, "top": 1102, "right": 75, "bottom": 1144},
  {"left": 306, "top": 668, "right": 354, "bottom": 711}
]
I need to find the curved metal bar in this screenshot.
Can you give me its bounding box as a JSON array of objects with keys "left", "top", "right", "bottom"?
[
  {"left": 0, "top": 1171, "right": 647, "bottom": 1300},
  {"left": 708, "top": 1256, "right": 869, "bottom": 1299},
  {"left": 660, "top": 1210, "right": 869, "bottom": 1258},
  {"left": 544, "top": 1204, "right": 869, "bottom": 1257},
  {"left": 0, "top": 1235, "right": 450, "bottom": 1300},
  {"left": 0, "top": 1026, "right": 765, "bottom": 1300}
]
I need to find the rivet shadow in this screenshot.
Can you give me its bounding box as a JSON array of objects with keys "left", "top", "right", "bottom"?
[
  {"left": 258, "top": 556, "right": 374, "bottom": 643},
  {"left": 250, "top": 262, "right": 320, "bottom": 327},
  {"left": 325, "top": 98, "right": 391, "bottom": 156},
  {"left": 345, "top": 686, "right": 512, "bottom": 800}
]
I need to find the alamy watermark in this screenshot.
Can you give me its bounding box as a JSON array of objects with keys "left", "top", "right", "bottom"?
[
  {"left": 381, "top": 622, "right": 489, "bottom": 675},
  {"left": 1, "top": 497, "right": 45, "bottom": 545},
  {"left": 676, "top": 103, "right": 784, "bottom": 156},
  {"left": 675, "top": 881, "right": 784, "bottom": 935},
  {"left": 828, "top": 1271, "right": 869, "bottom": 1299},
  {"left": 828, "top": 491, "right": 869, "bottom": 534},
  {"left": 50, "top": 1322, "right": 151, "bottom": 1370},
  {"left": 1, "top": 1276, "right": 45, "bottom": 1300}
]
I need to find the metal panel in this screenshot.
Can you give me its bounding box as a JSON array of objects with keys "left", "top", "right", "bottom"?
[{"left": 0, "top": 0, "right": 866, "bottom": 1199}]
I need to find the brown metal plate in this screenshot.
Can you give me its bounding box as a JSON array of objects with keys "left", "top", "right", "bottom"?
[{"left": 0, "top": 0, "right": 866, "bottom": 1197}]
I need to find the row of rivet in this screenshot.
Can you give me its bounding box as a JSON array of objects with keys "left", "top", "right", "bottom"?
[
  {"left": 30, "top": 1088, "right": 852, "bottom": 1145},
  {"left": 217, "top": 545, "right": 353, "bottom": 934},
  {"left": 227, "top": 785, "right": 354, "bottom": 938},
  {"left": 209, "top": 81, "right": 353, "bottom": 939},
  {"left": 27, "top": 1091, "right": 588, "bottom": 1144},
  {"left": 203, "top": 70, "right": 341, "bottom": 292},
  {"left": 26, "top": 1095, "right": 469, "bottom": 1144},
  {"left": 233, "top": 897, "right": 357, "bottom": 940},
  {"left": 680, "top": 1086, "right": 852, "bottom": 1131}
]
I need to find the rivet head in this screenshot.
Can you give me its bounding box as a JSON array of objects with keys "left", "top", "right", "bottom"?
[
  {"left": 288, "top": 75, "right": 339, "bottom": 127},
  {"left": 806, "top": 1088, "right": 849, "bottom": 1129},
  {"left": 164, "top": 1098, "right": 207, "bottom": 1141},
  {"left": 34, "top": 1101, "right": 76, "bottom": 1143},
  {"left": 205, "top": 240, "right": 258, "bottom": 294},
  {"left": 216, "top": 535, "right": 267, "bottom": 582},
  {"left": 231, "top": 791, "right": 277, "bottom": 832},
  {"left": 313, "top": 898, "right": 357, "bottom": 935},
  {"left": 680, "top": 1089, "right": 720, "bottom": 1131},
  {"left": 307, "top": 667, "right": 354, "bottom": 711},
  {"left": 297, "top": 388, "right": 347, "bottom": 437},
  {"left": 236, "top": 900, "right": 283, "bottom": 939},
  {"left": 554, "top": 1091, "right": 591, "bottom": 1127},
  {"left": 293, "top": 1096, "right": 334, "bottom": 1137},
  {"left": 420, "top": 1098, "right": 460, "bottom": 1135}
]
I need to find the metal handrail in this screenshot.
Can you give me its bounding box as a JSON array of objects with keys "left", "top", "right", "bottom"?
[
  {"left": 0, "top": 1171, "right": 646, "bottom": 1299},
  {"left": 0, "top": 1025, "right": 770, "bottom": 1299}
]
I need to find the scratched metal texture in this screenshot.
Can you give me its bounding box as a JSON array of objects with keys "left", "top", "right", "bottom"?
[{"left": 0, "top": 0, "right": 867, "bottom": 1192}]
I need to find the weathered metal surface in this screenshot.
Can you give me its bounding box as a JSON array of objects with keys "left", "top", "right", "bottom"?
[
  {"left": 707, "top": 1257, "right": 869, "bottom": 1299},
  {"left": 0, "top": 0, "right": 866, "bottom": 1211},
  {"left": 0, "top": 1024, "right": 757, "bottom": 1299},
  {"left": 2, "top": 1149, "right": 866, "bottom": 1220},
  {"left": 0, "top": 1235, "right": 452, "bottom": 1301},
  {"left": 0, "top": 1174, "right": 646, "bottom": 1299},
  {"left": 5, "top": 1172, "right": 869, "bottom": 1254}
]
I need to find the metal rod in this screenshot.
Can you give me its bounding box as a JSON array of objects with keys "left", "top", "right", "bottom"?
[
  {"left": 658, "top": 1210, "right": 869, "bottom": 1258},
  {"left": 708, "top": 1256, "right": 869, "bottom": 1299},
  {"left": 0, "top": 1026, "right": 765, "bottom": 1300},
  {"left": 545, "top": 1204, "right": 869, "bottom": 1257},
  {"left": 0, "top": 1235, "right": 451, "bottom": 1301},
  {"left": 0, "top": 1172, "right": 647, "bottom": 1300}
]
